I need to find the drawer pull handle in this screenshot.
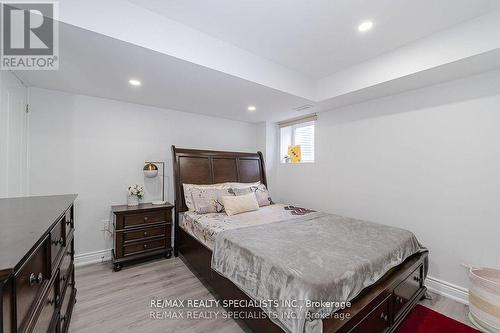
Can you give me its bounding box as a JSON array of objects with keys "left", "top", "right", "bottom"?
[
  {"left": 29, "top": 273, "right": 36, "bottom": 286},
  {"left": 144, "top": 231, "right": 148, "bottom": 236},
  {"left": 143, "top": 244, "right": 148, "bottom": 249},
  {"left": 61, "top": 315, "right": 67, "bottom": 322},
  {"left": 52, "top": 237, "right": 64, "bottom": 246},
  {"left": 413, "top": 276, "right": 421, "bottom": 283},
  {"left": 144, "top": 217, "right": 149, "bottom": 221},
  {"left": 62, "top": 276, "right": 67, "bottom": 282},
  {"left": 380, "top": 312, "right": 388, "bottom": 321},
  {"left": 48, "top": 295, "right": 60, "bottom": 306},
  {"left": 29, "top": 272, "right": 43, "bottom": 286}
]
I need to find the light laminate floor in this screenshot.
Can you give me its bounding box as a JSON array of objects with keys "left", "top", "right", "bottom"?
[{"left": 70, "top": 258, "right": 474, "bottom": 333}]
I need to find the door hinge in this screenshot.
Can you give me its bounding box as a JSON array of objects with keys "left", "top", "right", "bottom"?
[{"left": 25, "top": 104, "right": 29, "bottom": 113}]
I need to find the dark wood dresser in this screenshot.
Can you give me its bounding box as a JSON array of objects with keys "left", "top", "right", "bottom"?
[
  {"left": 0, "top": 195, "right": 77, "bottom": 333},
  {"left": 111, "top": 202, "right": 173, "bottom": 271}
]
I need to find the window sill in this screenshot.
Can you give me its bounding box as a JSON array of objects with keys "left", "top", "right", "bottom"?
[{"left": 280, "top": 161, "right": 315, "bottom": 165}]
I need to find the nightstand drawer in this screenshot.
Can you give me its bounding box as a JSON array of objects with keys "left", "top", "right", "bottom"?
[
  {"left": 124, "top": 225, "right": 169, "bottom": 242},
  {"left": 123, "top": 238, "right": 166, "bottom": 256},
  {"left": 119, "top": 211, "right": 169, "bottom": 229}
]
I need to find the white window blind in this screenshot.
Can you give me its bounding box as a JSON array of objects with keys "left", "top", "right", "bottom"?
[
  {"left": 294, "top": 122, "right": 315, "bottom": 162},
  {"left": 279, "top": 114, "right": 316, "bottom": 163}
]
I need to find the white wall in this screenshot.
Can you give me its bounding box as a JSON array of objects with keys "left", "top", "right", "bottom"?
[
  {"left": 28, "top": 88, "right": 258, "bottom": 256},
  {"left": 273, "top": 70, "right": 500, "bottom": 291},
  {"left": 0, "top": 71, "right": 28, "bottom": 198},
  {"left": 256, "top": 121, "right": 279, "bottom": 192}
]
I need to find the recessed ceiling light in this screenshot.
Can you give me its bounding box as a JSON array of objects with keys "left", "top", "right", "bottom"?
[
  {"left": 129, "top": 79, "right": 141, "bottom": 86},
  {"left": 247, "top": 105, "right": 256, "bottom": 112},
  {"left": 358, "top": 20, "right": 373, "bottom": 32}
]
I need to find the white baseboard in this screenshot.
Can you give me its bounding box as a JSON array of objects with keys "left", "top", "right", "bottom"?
[
  {"left": 74, "top": 249, "right": 112, "bottom": 267},
  {"left": 426, "top": 275, "right": 469, "bottom": 305}
]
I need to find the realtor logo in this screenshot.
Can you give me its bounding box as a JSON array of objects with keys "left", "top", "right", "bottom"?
[{"left": 1, "top": 1, "right": 59, "bottom": 70}]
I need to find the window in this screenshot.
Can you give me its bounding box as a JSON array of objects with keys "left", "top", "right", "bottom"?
[{"left": 279, "top": 115, "right": 316, "bottom": 163}]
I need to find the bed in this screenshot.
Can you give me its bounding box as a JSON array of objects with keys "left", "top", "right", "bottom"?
[{"left": 172, "top": 146, "right": 428, "bottom": 333}]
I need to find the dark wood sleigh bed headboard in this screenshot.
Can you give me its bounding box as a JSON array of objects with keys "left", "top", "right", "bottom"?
[
  {"left": 171, "top": 145, "right": 267, "bottom": 254},
  {"left": 171, "top": 146, "right": 267, "bottom": 213}
]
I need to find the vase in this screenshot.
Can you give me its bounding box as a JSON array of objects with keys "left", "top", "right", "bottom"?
[{"left": 127, "top": 194, "right": 139, "bottom": 206}]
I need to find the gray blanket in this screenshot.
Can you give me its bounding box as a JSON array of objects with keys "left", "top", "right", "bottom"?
[{"left": 211, "top": 212, "right": 425, "bottom": 333}]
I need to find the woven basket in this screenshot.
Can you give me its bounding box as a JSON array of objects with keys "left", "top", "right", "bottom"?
[{"left": 467, "top": 266, "right": 500, "bottom": 332}]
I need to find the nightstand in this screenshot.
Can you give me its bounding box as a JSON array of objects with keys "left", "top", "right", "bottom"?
[{"left": 111, "top": 202, "right": 173, "bottom": 271}]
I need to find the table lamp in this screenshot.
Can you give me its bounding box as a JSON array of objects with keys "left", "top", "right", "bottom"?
[{"left": 143, "top": 161, "right": 166, "bottom": 205}]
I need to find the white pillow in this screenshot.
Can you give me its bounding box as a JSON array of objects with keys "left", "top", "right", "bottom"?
[{"left": 221, "top": 193, "right": 259, "bottom": 216}]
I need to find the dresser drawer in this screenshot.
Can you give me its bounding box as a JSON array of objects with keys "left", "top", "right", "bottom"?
[
  {"left": 60, "top": 264, "right": 74, "bottom": 305},
  {"left": 31, "top": 279, "right": 57, "bottom": 333},
  {"left": 50, "top": 218, "right": 65, "bottom": 267},
  {"left": 59, "top": 247, "right": 73, "bottom": 292},
  {"left": 393, "top": 264, "right": 422, "bottom": 321},
  {"left": 2, "top": 279, "right": 12, "bottom": 333},
  {"left": 15, "top": 236, "right": 49, "bottom": 330},
  {"left": 123, "top": 225, "right": 169, "bottom": 243},
  {"left": 123, "top": 238, "right": 166, "bottom": 256},
  {"left": 349, "top": 296, "right": 390, "bottom": 333},
  {"left": 64, "top": 207, "right": 74, "bottom": 239},
  {"left": 117, "top": 210, "right": 170, "bottom": 229},
  {"left": 60, "top": 276, "right": 76, "bottom": 333}
]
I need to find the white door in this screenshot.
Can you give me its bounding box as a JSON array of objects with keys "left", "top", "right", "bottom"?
[{"left": 0, "top": 71, "right": 28, "bottom": 198}]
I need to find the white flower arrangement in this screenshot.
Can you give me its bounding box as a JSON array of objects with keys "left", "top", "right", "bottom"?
[{"left": 128, "top": 184, "right": 144, "bottom": 199}]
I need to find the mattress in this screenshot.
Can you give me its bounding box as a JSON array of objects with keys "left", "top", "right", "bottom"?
[{"left": 180, "top": 204, "right": 314, "bottom": 250}]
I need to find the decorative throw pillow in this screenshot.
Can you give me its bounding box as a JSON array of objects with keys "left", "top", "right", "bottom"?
[
  {"left": 183, "top": 183, "right": 228, "bottom": 211},
  {"left": 231, "top": 184, "right": 272, "bottom": 207},
  {"left": 183, "top": 182, "right": 261, "bottom": 212},
  {"left": 221, "top": 192, "right": 259, "bottom": 216},
  {"left": 191, "top": 187, "right": 231, "bottom": 213}
]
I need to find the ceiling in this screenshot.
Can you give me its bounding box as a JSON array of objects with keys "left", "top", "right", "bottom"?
[
  {"left": 13, "top": 1, "right": 500, "bottom": 123},
  {"left": 15, "top": 23, "right": 312, "bottom": 123},
  {"left": 129, "top": 0, "right": 500, "bottom": 78}
]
